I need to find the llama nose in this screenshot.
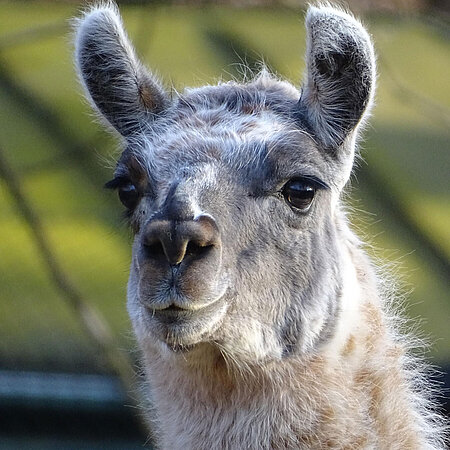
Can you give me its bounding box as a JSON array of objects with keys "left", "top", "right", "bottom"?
[{"left": 142, "top": 215, "right": 220, "bottom": 266}]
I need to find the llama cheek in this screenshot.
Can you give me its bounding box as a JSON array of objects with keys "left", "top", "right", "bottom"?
[{"left": 126, "top": 260, "right": 140, "bottom": 315}]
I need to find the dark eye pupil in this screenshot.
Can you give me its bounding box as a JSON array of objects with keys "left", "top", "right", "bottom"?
[
  {"left": 119, "top": 184, "right": 139, "bottom": 210},
  {"left": 283, "top": 180, "right": 315, "bottom": 210}
]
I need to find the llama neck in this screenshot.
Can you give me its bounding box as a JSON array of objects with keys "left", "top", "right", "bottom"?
[
  {"left": 143, "top": 264, "right": 363, "bottom": 446},
  {"left": 145, "top": 328, "right": 426, "bottom": 449},
  {"left": 141, "top": 244, "right": 428, "bottom": 449}
]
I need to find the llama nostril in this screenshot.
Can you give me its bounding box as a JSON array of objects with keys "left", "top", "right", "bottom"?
[
  {"left": 142, "top": 215, "right": 220, "bottom": 266},
  {"left": 144, "top": 233, "right": 187, "bottom": 265},
  {"left": 143, "top": 240, "right": 166, "bottom": 260},
  {"left": 185, "top": 241, "right": 215, "bottom": 259}
]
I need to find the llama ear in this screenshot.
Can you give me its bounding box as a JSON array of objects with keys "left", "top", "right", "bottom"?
[
  {"left": 298, "top": 6, "right": 375, "bottom": 149},
  {"left": 74, "top": 4, "right": 169, "bottom": 137}
]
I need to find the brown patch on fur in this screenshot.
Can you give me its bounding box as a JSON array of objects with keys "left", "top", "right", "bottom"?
[
  {"left": 354, "top": 367, "right": 370, "bottom": 386},
  {"left": 347, "top": 435, "right": 369, "bottom": 449},
  {"left": 298, "top": 434, "right": 315, "bottom": 446},
  {"left": 139, "top": 83, "right": 157, "bottom": 111},
  {"left": 341, "top": 334, "right": 356, "bottom": 357},
  {"left": 368, "top": 375, "right": 383, "bottom": 417},
  {"left": 323, "top": 437, "right": 338, "bottom": 448},
  {"left": 356, "top": 365, "right": 420, "bottom": 447},
  {"left": 321, "top": 406, "right": 336, "bottom": 423},
  {"left": 362, "top": 302, "right": 385, "bottom": 351},
  {"left": 354, "top": 369, "right": 390, "bottom": 443},
  {"left": 363, "top": 302, "right": 383, "bottom": 331},
  {"left": 241, "top": 103, "right": 257, "bottom": 114}
]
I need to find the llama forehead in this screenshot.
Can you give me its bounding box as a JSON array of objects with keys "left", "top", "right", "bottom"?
[
  {"left": 126, "top": 81, "right": 338, "bottom": 192},
  {"left": 136, "top": 120, "right": 329, "bottom": 194}
]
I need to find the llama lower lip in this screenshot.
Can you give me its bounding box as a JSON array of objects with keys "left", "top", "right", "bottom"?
[
  {"left": 144, "top": 296, "right": 227, "bottom": 330},
  {"left": 146, "top": 302, "right": 210, "bottom": 324},
  {"left": 150, "top": 306, "right": 194, "bottom": 322},
  {"left": 159, "top": 304, "right": 187, "bottom": 312}
]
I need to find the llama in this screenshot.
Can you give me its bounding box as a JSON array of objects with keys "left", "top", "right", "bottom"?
[{"left": 74, "top": 3, "right": 447, "bottom": 449}]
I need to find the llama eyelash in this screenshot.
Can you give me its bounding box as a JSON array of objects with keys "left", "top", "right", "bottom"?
[
  {"left": 281, "top": 175, "right": 329, "bottom": 191},
  {"left": 104, "top": 175, "right": 131, "bottom": 190}
]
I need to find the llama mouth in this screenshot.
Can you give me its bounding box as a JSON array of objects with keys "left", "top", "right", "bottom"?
[
  {"left": 146, "top": 298, "right": 222, "bottom": 322},
  {"left": 141, "top": 279, "right": 230, "bottom": 318},
  {"left": 143, "top": 296, "right": 228, "bottom": 346},
  {"left": 160, "top": 304, "right": 187, "bottom": 312},
  {"left": 149, "top": 304, "right": 195, "bottom": 322}
]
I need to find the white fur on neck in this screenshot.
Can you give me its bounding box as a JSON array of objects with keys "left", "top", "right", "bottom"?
[{"left": 321, "top": 237, "right": 363, "bottom": 360}]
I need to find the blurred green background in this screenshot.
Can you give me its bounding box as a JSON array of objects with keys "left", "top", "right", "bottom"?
[{"left": 0, "top": 0, "right": 448, "bottom": 390}]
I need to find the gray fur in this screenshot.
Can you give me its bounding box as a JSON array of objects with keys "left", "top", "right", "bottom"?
[{"left": 74, "top": 3, "right": 447, "bottom": 449}]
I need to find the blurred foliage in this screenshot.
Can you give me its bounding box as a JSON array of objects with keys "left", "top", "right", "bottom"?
[{"left": 0, "top": 2, "right": 448, "bottom": 374}]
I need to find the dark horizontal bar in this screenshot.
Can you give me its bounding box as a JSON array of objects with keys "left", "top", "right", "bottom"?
[
  {"left": 0, "top": 370, "right": 127, "bottom": 409},
  {"left": 0, "top": 370, "right": 148, "bottom": 446}
]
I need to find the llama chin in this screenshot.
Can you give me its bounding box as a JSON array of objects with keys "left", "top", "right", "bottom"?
[{"left": 74, "top": 3, "right": 448, "bottom": 449}]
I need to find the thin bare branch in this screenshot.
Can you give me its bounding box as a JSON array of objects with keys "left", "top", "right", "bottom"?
[{"left": 0, "top": 144, "right": 152, "bottom": 438}]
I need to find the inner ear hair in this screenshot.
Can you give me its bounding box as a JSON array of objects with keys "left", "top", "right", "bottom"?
[{"left": 299, "top": 5, "right": 376, "bottom": 150}]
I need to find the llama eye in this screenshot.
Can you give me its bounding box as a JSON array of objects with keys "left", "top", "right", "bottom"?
[
  {"left": 118, "top": 183, "right": 140, "bottom": 210},
  {"left": 282, "top": 180, "right": 316, "bottom": 211}
]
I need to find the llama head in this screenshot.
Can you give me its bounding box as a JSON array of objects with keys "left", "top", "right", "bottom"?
[{"left": 75, "top": 4, "right": 375, "bottom": 365}]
